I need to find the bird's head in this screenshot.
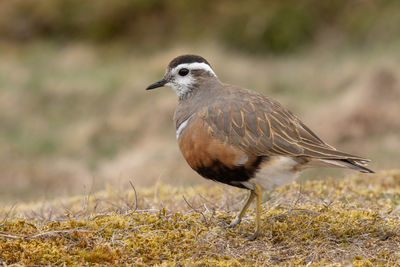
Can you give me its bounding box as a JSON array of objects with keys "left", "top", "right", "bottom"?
[{"left": 146, "top": 55, "right": 218, "bottom": 99}]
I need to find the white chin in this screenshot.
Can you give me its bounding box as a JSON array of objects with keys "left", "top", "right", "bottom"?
[{"left": 169, "top": 84, "right": 191, "bottom": 98}]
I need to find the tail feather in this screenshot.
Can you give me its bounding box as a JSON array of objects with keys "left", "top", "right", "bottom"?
[{"left": 317, "top": 159, "right": 374, "bottom": 173}]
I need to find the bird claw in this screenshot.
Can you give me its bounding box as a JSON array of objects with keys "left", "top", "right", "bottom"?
[
  {"left": 227, "top": 217, "right": 260, "bottom": 240},
  {"left": 244, "top": 230, "right": 260, "bottom": 241},
  {"left": 228, "top": 217, "right": 241, "bottom": 228}
]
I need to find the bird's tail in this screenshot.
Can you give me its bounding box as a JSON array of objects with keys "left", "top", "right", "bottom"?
[{"left": 317, "top": 158, "right": 374, "bottom": 173}]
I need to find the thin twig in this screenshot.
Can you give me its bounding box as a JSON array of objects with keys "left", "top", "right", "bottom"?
[
  {"left": 182, "top": 195, "right": 208, "bottom": 225},
  {"left": 0, "top": 233, "right": 20, "bottom": 239},
  {"left": 0, "top": 229, "right": 95, "bottom": 240},
  {"left": 197, "top": 193, "right": 218, "bottom": 209},
  {"left": 0, "top": 202, "right": 17, "bottom": 227},
  {"left": 28, "top": 229, "right": 94, "bottom": 239},
  {"left": 129, "top": 180, "right": 138, "bottom": 212},
  {"left": 82, "top": 176, "right": 95, "bottom": 216}
]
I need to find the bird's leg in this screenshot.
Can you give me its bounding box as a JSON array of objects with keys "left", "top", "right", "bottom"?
[
  {"left": 229, "top": 190, "right": 256, "bottom": 228},
  {"left": 248, "top": 183, "right": 262, "bottom": 240}
]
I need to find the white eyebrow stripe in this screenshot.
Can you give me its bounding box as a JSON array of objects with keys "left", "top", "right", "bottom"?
[{"left": 172, "top": 62, "right": 217, "bottom": 77}]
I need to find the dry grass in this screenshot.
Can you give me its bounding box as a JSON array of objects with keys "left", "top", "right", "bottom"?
[{"left": 1, "top": 170, "right": 400, "bottom": 265}]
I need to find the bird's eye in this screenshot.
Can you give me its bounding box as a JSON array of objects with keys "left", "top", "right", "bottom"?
[{"left": 178, "top": 68, "right": 189, "bottom": 76}]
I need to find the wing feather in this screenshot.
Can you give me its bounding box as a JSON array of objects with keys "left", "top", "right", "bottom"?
[{"left": 203, "top": 87, "right": 370, "bottom": 162}]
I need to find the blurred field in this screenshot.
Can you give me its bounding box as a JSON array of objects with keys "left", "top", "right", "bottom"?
[
  {"left": 1, "top": 40, "right": 400, "bottom": 204},
  {"left": 0, "top": 38, "right": 399, "bottom": 202},
  {"left": 0, "top": 1, "right": 399, "bottom": 204},
  {"left": 1, "top": 0, "right": 400, "bottom": 54}
]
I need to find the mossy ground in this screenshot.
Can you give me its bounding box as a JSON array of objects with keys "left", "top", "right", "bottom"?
[{"left": 1, "top": 170, "right": 400, "bottom": 266}]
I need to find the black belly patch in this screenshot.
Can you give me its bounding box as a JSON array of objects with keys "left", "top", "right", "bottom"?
[{"left": 195, "top": 156, "right": 265, "bottom": 189}]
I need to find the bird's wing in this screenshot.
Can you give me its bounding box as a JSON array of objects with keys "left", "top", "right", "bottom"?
[{"left": 202, "top": 88, "right": 369, "bottom": 162}]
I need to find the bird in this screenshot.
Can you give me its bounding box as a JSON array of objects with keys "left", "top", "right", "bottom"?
[{"left": 146, "top": 54, "right": 373, "bottom": 240}]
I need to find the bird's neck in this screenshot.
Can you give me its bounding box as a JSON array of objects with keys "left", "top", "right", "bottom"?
[{"left": 174, "top": 78, "right": 222, "bottom": 128}]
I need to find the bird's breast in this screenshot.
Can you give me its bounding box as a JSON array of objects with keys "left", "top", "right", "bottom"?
[{"left": 177, "top": 116, "right": 264, "bottom": 187}]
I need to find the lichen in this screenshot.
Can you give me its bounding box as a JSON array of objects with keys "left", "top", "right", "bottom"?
[{"left": 1, "top": 170, "right": 400, "bottom": 265}]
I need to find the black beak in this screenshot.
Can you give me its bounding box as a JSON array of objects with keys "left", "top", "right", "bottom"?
[{"left": 146, "top": 79, "right": 167, "bottom": 90}]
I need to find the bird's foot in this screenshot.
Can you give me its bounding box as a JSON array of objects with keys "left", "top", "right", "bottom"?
[
  {"left": 244, "top": 230, "right": 260, "bottom": 241},
  {"left": 228, "top": 216, "right": 241, "bottom": 228}
]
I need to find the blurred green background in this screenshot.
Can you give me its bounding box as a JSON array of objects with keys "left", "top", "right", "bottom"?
[{"left": 0, "top": 0, "right": 399, "bottom": 203}]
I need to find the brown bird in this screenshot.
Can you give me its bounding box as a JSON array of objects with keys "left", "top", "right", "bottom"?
[{"left": 146, "top": 55, "right": 373, "bottom": 239}]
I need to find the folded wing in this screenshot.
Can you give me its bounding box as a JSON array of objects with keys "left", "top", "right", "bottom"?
[{"left": 203, "top": 87, "right": 373, "bottom": 172}]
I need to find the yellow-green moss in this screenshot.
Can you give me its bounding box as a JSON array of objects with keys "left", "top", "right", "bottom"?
[{"left": 1, "top": 170, "right": 400, "bottom": 266}]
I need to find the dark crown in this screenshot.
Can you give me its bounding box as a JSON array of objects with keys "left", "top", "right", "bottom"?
[{"left": 168, "top": 55, "right": 211, "bottom": 69}]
